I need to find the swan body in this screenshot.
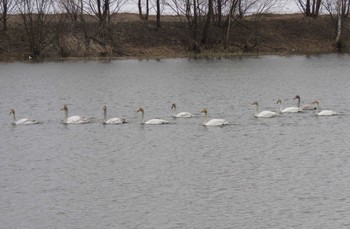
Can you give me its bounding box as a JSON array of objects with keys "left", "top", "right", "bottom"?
[
  {"left": 302, "top": 103, "right": 317, "bottom": 110},
  {"left": 312, "top": 101, "right": 337, "bottom": 116},
  {"left": 171, "top": 103, "right": 193, "bottom": 118},
  {"left": 251, "top": 101, "right": 277, "bottom": 118},
  {"left": 278, "top": 95, "right": 302, "bottom": 113},
  {"left": 61, "top": 104, "right": 89, "bottom": 124},
  {"left": 200, "top": 109, "right": 228, "bottom": 126},
  {"left": 137, "top": 107, "right": 168, "bottom": 125},
  {"left": 103, "top": 106, "right": 127, "bottom": 124},
  {"left": 10, "top": 109, "right": 38, "bottom": 125}
]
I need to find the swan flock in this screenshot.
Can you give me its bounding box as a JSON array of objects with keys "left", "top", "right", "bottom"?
[{"left": 9, "top": 97, "right": 337, "bottom": 125}]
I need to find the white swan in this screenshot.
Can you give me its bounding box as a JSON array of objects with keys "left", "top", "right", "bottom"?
[
  {"left": 103, "top": 106, "right": 127, "bottom": 124},
  {"left": 200, "top": 108, "right": 228, "bottom": 126},
  {"left": 61, "top": 104, "right": 89, "bottom": 124},
  {"left": 171, "top": 103, "right": 194, "bottom": 118},
  {"left": 278, "top": 95, "right": 302, "bottom": 113},
  {"left": 251, "top": 101, "right": 277, "bottom": 118},
  {"left": 10, "top": 109, "right": 38, "bottom": 125},
  {"left": 312, "top": 100, "right": 337, "bottom": 116},
  {"left": 137, "top": 107, "right": 168, "bottom": 125}
]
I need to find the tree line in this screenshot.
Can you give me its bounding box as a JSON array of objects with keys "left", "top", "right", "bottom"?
[{"left": 0, "top": 0, "right": 348, "bottom": 59}]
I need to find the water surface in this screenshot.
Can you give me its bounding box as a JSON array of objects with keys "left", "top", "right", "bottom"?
[{"left": 1, "top": 55, "right": 350, "bottom": 228}]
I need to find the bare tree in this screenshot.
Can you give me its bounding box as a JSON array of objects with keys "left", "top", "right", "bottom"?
[
  {"left": 324, "top": 0, "right": 350, "bottom": 18},
  {"left": 165, "top": 0, "right": 278, "bottom": 51},
  {"left": 0, "top": 0, "right": 16, "bottom": 31},
  {"left": 164, "top": 0, "right": 209, "bottom": 51},
  {"left": 294, "top": 0, "right": 322, "bottom": 17},
  {"left": 323, "top": 0, "right": 350, "bottom": 50},
  {"left": 138, "top": 0, "right": 149, "bottom": 20},
  {"left": 224, "top": 0, "right": 259, "bottom": 45},
  {"left": 84, "top": 0, "right": 127, "bottom": 39},
  {"left": 17, "top": 0, "right": 55, "bottom": 59},
  {"left": 58, "top": 0, "right": 81, "bottom": 22}
]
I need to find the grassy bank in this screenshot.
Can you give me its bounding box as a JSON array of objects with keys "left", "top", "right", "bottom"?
[{"left": 0, "top": 13, "right": 348, "bottom": 61}]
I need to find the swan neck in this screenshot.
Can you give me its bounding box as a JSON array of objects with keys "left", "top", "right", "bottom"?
[
  {"left": 255, "top": 104, "right": 259, "bottom": 115},
  {"left": 297, "top": 98, "right": 300, "bottom": 108},
  {"left": 204, "top": 112, "right": 208, "bottom": 124},
  {"left": 12, "top": 113, "right": 16, "bottom": 123},
  {"left": 172, "top": 107, "right": 176, "bottom": 116},
  {"left": 103, "top": 110, "right": 107, "bottom": 123},
  {"left": 140, "top": 111, "right": 144, "bottom": 124},
  {"left": 64, "top": 109, "right": 68, "bottom": 123}
]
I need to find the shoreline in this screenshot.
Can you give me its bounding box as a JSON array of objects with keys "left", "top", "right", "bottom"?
[{"left": 0, "top": 50, "right": 345, "bottom": 63}]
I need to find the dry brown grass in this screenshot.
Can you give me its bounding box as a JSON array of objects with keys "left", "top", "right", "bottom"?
[{"left": 0, "top": 13, "right": 348, "bottom": 61}]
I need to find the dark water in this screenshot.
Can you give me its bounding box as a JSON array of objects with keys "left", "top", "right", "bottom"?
[{"left": 1, "top": 55, "right": 350, "bottom": 228}]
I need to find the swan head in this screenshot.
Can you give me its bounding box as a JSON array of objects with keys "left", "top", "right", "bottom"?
[
  {"left": 171, "top": 103, "right": 176, "bottom": 110},
  {"left": 251, "top": 101, "right": 258, "bottom": 106},
  {"left": 312, "top": 100, "right": 320, "bottom": 105},
  {"left": 276, "top": 99, "right": 281, "bottom": 104},
  {"left": 293, "top": 95, "right": 300, "bottom": 100},
  {"left": 137, "top": 107, "right": 144, "bottom": 113},
  {"left": 103, "top": 106, "right": 107, "bottom": 112},
  {"left": 9, "top": 108, "right": 15, "bottom": 115},
  {"left": 61, "top": 104, "right": 68, "bottom": 111},
  {"left": 200, "top": 109, "right": 208, "bottom": 114}
]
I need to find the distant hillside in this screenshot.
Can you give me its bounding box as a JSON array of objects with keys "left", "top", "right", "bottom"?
[{"left": 0, "top": 13, "right": 348, "bottom": 61}]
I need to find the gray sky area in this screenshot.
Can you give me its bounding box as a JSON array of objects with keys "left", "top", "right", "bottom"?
[{"left": 121, "top": 0, "right": 299, "bottom": 15}]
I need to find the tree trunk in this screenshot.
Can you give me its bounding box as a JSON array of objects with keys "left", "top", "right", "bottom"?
[
  {"left": 138, "top": 0, "right": 144, "bottom": 20},
  {"left": 156, "top": 0, "right": 161, "bottom": 28},
  {"left": 145, "top": 0, "right": 149, "bottom": 20},
  {"left": 2, "top": 0, "right": 8, "bottom": 31},
  {"left": 201, "top": 0, "right": 213, "bottom": 44},
  {"left": 336, "top": 12, "right": 342, "bottom": 50},
  {"left": 138, "top": 0, "right": 149, "bottom": 20},
  {"left": 217, "top": 0, "right": 222, "bottom": 25}
]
